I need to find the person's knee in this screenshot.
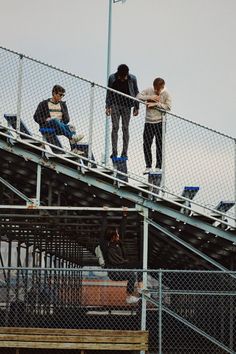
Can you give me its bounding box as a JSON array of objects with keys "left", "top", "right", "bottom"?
[
  {"left": 122, "top": 126, "right": 129, "bottom": 134},
  {"left": 112, "top": 125, "right": 119, "bottom": 133}
]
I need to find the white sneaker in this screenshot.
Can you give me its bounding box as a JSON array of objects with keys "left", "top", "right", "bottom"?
[
  {"left": 143, "top": 167, "right": 151, "bottom": 175},
  {"left": 150, "top": 168, "right": 162, "bottom": 174},
  {"left": 153, "top": 167, "right": 162, "bottom": 173},
  {"left": 71, "top": 148, "right": 84, "bottom": 155},
  {"left": 71, "top": 134, "right": 84, "bottom": 144},
  {"left": 126, "top": 295, "right": 140, "bottom": 304}
]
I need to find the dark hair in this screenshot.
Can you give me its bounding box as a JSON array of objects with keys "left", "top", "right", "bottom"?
[
  {"left": 52, "top": 85, "right": 65, "bottom": 95},
  {"left": 105, "top": 227, "right": 118, "bottom": 241},
  {"left": 153, "top": 78, "right": 165, "bottom": 88},
  {"left": 117, "top": 64, "right": 129, "bottom": 77}
]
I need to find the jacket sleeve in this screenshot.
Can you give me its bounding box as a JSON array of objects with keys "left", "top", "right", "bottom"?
[
  {"left": 136, "top": 88, "right": 151, "bottom": 102},
  {"left": 132, "top": 76, "right": 140, "bottom": 110},
  {"left": 156, "top": 91, "right": 172, "bottom": 111},
  {"left": 61, "top": 102, "right": 70, "bottom": 124},
  {"left": 33, "top": 101, "right": 48, "bottom": 126}
]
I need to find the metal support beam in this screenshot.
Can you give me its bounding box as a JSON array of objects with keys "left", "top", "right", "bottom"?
[
  {"left": 146, "top": 295, "right": 234, "bottom": 354},
  {"left": 16, "top": 54, "right": 23, "bottom": 133},
  {"left": 0, "top": 139, "right": 235, "bottom": 241},
  {"left": 36, "top": 164, "right": 41, "bottom": 206},
  {"left": 0, "top": 176, "right": 34, "bottom": 204},
  {"left": 159, "top": 270, "right": 163, "bottom": 354},
  {"left": 140, "top": 207, "right": 148, "bottom": 337},
  {"left": 147, "top": 218, "right": 230, "bottom": 272}
]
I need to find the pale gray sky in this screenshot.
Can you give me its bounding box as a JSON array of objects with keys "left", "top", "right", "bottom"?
[{"left": 1, "top": 0, "right": 236, "bottom": 137}]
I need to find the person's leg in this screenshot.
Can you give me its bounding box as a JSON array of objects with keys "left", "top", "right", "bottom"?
[
  {"left": 125, "top": 271, "right": 136, "bottom": 295},
  {"left": 45, "top": 119, "right": 84, "bottom": 152},
  {"left": 45, "top": 119, "right": 73, "bottom": 139},
  {"left": 108, "top": 271, "right": 139, "bottom": 303},
  {"left": 154, "top": 122, "right": 163, "bottom": 169},
  {"left": 111, "top": 106, "right": 120, "bottom": 157},
  {"left": 120, "top": 107, "right": 131, "bottom": 157},
  {"left": 143, "top": 123, "right": 154, "bottom": 168},
  {"left": 108, "top": 270, "right": 135, "bottom": 293}
]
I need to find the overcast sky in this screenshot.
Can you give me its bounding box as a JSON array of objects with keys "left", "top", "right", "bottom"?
[{"left": 1, "top": 0, "right": 235, "bottom": 137}]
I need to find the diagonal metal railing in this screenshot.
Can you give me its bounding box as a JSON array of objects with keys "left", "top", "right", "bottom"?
[{"left": 0, "top": 46, "right": 235, "bottom": 227}]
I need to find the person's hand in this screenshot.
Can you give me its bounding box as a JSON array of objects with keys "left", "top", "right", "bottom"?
[
  {"left": 106, "top": 108, "right": 112, "bottom": 116},
  {"left": 149, "top": 95, "right": 160, "bottom": 102},
  {"left": 133, "top": 108, "right": 139, "bottom": 116},
  {"left": 147, "top": 102, "right": 158, "bottom": 108},
  {"left": 46, "top": 117, "right": 52, "bottom": 122}
]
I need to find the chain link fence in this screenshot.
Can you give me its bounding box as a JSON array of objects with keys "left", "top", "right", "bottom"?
[
  {"left": 0, "top": 267, "right": 235, "bottom": 353},
  {"left": 0, "top": 46, "right": 235, "bottom": 224}
]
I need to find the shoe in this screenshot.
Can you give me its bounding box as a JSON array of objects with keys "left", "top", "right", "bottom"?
[
  {"left": 71, "top": 134, "right": 84, "bottom": 144},
  {"left": 126, "top": 295, "right": 140, "bottom": 304},
  {"left": 143, "top": 167, "right": 151, "bottom": 175},
  {"left": 71, "top": 148, "right": 84, "bottom": 155}
]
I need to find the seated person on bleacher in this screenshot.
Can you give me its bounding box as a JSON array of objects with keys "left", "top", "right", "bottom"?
[
  {"left": 33, "top": 84, "right": 84, "bottom": 154},
  {"left": 104, "top": 227, "right": 140, "bottom": 304}
]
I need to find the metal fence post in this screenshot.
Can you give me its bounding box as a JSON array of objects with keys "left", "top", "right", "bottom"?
[
  {"left": 36, "top": 164, "right": 42, "bottom": 206},
  {"left": 235, "top": 138, "right": 236, "bottom": 226},
  {"left": 161, "top": 114, "right": 166, "bottom": 196},
  {"left": 140, "top": 206, "right": 148, "bottom": 354},
  {"left": 104, "top": 0, "right": 113, "bottom": 166},
  {"left": 88, "top": 83, "right": 95, "bottom": 164},
  {"left": 159, "top": 269, "right": 163, "bottom": 354},
  {"left": 16, "top": 54, "right": 24, "bottom": 135}
]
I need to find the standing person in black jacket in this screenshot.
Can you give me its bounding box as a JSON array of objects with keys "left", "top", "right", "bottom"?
[
  {"left": 105, "top": 64, "right": 139, "bottom": 158},
  {"left": 34, "top": 85, "right": 84, "bottom": 154},
  {"left": 105, "top": 227, "right": 139, "bottom": 304}
]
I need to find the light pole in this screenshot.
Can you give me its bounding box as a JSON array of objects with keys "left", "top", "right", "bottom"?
[{"left": 104, "top": 0, "right": 126, "bottom": 165}]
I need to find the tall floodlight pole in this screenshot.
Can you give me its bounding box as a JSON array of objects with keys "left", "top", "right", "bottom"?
[{"left": 104, "top": 0, "right": 126, "bottom": 165}]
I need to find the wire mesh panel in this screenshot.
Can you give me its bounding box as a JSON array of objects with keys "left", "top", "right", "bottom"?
[
  {"left": 0, "top": 268, "right": 236, "bottom": 353},
  {"left": 157, "top": 270, "right": 236, "bottom": 354},
  {"left": 0, "top": 46, "right": 235, "bottom": 224},
  {"left": 164, "top": 114, "right": 235, "bottom": 214}
]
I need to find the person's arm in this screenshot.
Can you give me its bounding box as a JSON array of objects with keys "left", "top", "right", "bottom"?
[
  {"left": 150, "top": 91, "right": 172, "bottom": 111},
  {"left": 33, "top": 101, "right": 48, "bottom": 126},
  {"left": 107, "top": 244, "right": 128, "bottom": 266},
  {"left": 61, "top": 101, "right": 70, "bottom": 124},
  {"left": 136, "top": 88, "right": 153, "bottom": 102},
  {"left": 132, "top": 76, "right": 140, "bottom": 112}
]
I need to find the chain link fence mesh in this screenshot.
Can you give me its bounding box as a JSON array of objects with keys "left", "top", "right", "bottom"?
[
  {"left": 0, "top": 268, "right": 236, "bottom": 353},
  {"left": 0, "top": 46, "right": 235, "bottom": 224}
]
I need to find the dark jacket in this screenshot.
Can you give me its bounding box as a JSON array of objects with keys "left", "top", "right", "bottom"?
[
  {"left": 33, "top": 99, "right": 70, "bottom": 127},
  {"left": 106, "top": 73, "right": 139, "bottom": 110},
  {"left": 106, "top": 240, "right": 128, "bottom": 268}
]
